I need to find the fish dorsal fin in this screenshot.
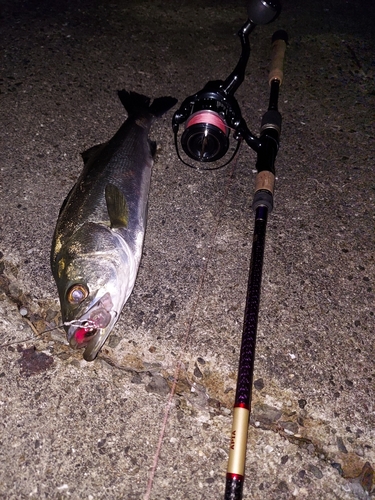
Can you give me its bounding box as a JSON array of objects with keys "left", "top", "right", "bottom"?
[
  {"left": 105, "top": 183, "right": 129, "bottom": 229},
  {"left": 81, "top": 143, "right": 106, "bottom": 164}
]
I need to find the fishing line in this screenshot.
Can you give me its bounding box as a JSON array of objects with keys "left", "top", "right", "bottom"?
[
  {"left": 0, "top": 318, "right": 53, "bottom": 349},
  {"left": 0, "top": 320, "right": 72, "bottom": 349},
  {"left": 144, "top": 142, "right": 243, "bottom": 500},
  {"left": 0, "top": 315, "right": 113, "bottom": 349}
]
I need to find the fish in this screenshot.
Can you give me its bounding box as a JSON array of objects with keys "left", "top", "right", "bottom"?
[{"left": 51, "top": 90, "right": 177, "bottom": 361}]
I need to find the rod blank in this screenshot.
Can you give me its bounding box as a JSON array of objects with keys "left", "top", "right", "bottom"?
[{"left": 224, "top": 206, "right": 268, "bottom": 500}]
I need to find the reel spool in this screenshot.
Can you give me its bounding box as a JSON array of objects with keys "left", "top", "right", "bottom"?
[
  {"left": 181, "top": 110, "right": 229, "bottom": 163},
  {"left": 172, "top": 85, "right": 243, "bottom": 170}
]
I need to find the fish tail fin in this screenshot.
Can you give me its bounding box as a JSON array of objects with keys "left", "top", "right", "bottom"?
[
  {"left": 118, "top": 90, "right": 177, "bottom": 118},
  {"left": 118, "top": 90, "right": 150, "bottom": 115},
  {"left": 149, "top": 96, "right": 178, "bottom": 117}
]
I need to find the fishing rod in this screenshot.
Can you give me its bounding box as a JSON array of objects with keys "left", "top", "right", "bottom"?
[
  {"left": 172, "top": 1, "right": 287, "bottom": 497},
  {"left": 224, "top": 29, "right": 288, "bottom": 500}
]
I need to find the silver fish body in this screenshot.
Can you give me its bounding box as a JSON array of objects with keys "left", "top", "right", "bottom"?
[{"left": 51, "top": 90, "right": 177, "bottom": 361}]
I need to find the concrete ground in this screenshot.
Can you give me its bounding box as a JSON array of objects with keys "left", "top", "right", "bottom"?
[{"left": 0, "top": 0, "right": 374, "bottom": 498}]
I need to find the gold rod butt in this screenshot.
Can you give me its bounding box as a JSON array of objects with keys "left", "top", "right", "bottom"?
[{"left": 226, "top": 407, "right": 250, "bottom": 475}]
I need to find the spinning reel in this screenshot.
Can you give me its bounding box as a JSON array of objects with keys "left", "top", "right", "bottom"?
[{"left": 172, "top": 0, "right": 281, "bottom": 170}]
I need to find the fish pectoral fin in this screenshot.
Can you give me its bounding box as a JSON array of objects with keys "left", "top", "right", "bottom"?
[{"left": 105, "top": 183, "right": 129, "bottom": 229}]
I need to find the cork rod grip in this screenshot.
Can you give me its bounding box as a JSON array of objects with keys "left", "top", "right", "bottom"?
[{"left": 268, "top": 30, "right": 288, "bottom": 85}]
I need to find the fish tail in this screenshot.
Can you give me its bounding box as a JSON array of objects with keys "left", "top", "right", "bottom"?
[
  {"left": 117, "top": 90, "right": 177, "bottom": 118},
  {"left": 149, "top": 95, "right": 178, "bottom": 117}
]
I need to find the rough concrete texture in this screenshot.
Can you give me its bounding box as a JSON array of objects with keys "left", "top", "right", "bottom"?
[{"left": 0, "top": 0, "right": 374, "bottom": 498}]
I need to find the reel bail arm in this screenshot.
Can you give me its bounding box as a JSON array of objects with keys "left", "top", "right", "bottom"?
[{"left": 221, "top": 20, "right": 255, "bottom": 96}]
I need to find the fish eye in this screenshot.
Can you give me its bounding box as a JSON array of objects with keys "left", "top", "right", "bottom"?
[{"left": 66, "top": 284, "right": 89, "bottom": 305}]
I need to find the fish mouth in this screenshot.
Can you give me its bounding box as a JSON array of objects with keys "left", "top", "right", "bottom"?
[{"left": 67, "top": 292, "right": 118, "bottom": 361}]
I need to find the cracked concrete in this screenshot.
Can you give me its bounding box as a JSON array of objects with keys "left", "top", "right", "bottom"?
[{"left": 0, "top": 0, "right": 374, "bottom": 498}]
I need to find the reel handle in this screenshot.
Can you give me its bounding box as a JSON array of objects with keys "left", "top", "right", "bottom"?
[
  {"left": 268, "top": 30, "right": 288, "bottom": 85},
  {"left": 246, "top": 0, "right": 281, "bottom": 25}
]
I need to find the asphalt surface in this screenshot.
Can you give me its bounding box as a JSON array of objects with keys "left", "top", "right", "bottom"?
[{"left": 0, "top": 0, "right": 374, "bottom": 499}]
